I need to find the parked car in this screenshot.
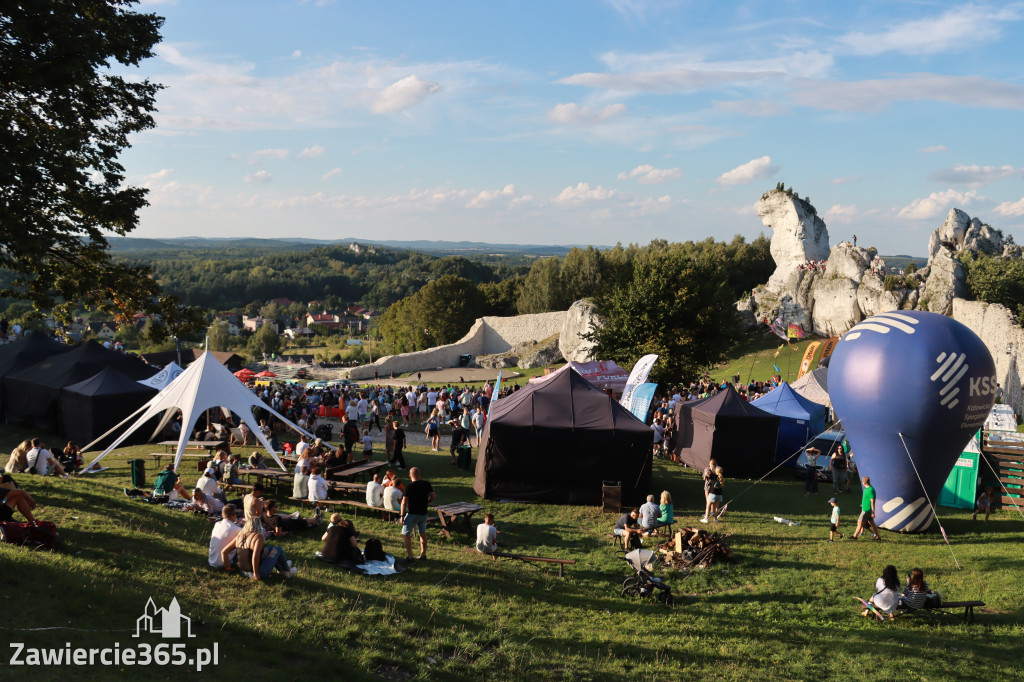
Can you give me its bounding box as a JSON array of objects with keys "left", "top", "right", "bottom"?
[{"left": 794, "top": 430, "right": 848, "bottom": 481}]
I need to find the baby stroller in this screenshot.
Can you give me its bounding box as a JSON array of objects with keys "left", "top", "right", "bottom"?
[{"left": 620, "top": 548, "right": 674, "bottom": 606}]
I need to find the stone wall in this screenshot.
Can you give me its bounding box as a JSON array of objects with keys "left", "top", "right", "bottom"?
[
  {"left": 952, "top": 298, "right": 1024, "bottom": 419},
  {"left": 347, "top": 311, "right": 567, "bottom": 380}
]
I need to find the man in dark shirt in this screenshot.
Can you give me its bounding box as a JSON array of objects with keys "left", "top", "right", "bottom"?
[
  {"left": 400, "top": 466, "right": 435, "bottom": 563},
  {"left": 613, "top": 509, "right": 642, "bottom": 545}
]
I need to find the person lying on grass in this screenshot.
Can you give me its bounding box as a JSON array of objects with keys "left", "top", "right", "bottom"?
[
  {"left": 220, "top": 518, "right": 297, "bottom": 581},
  {"left": 261, "top": 499, "right": 322, "bottom": 536}
]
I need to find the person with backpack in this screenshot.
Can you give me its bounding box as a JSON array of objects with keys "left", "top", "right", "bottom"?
[{"left": 25, "top": 439, "right": 67, "bottom": 477}]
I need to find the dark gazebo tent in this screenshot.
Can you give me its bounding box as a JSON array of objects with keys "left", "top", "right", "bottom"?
[
  {"left": 474, "top": 366, "right": 653, "bottom": 505},
  {"left": 60, "top": 367, "right": 157, "bottom": 446},
  {"left": 750, "top": 382, "right": 827, "bottom": 466},
  {"left": 3, "top": 340, "right": 153, "bottom": 431},
  {"left": 672, "top": 385, "right": 780, "bottom": 478},
  {"left": 0, "top": 333, "right": 73, "bottom": 420}
]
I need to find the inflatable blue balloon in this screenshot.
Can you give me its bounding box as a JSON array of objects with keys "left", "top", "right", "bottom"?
[{"left": 829, "top": 311, "right": 995, "bottom": 533}]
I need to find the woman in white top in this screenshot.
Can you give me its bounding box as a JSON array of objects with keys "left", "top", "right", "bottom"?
[
  {"left": 292, "top": 452, "right": 311, "bottom": 499},
  {"left": 308, "top": 466, "right": 329, "bottom": 504},
  {"left": 867, "top": 565, "right": 902, "bottom": 616}
]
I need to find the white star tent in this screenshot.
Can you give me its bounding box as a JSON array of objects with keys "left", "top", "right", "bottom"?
[
  {"left": 83, "top": 351, "right": 313, "bottom": 473},
  {"left": 137, "top": 361, "right": 184, "bottom": 391}
]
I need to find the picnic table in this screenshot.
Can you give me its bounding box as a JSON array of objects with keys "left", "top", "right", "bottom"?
[
  {"left": 327, "top": 479, "right": 367, "bottom": 497},
  {"left": 330, "top": 460, "right": 386, "bottom": 483},
  {"left": 432, "top": 501, "right": 484, "bottom": 539},
  {"left": 158, "top": 440, "right": 226, "bottom": 454},
  {"left": 244, "top": 468, "right": 292, "bottom": 495},
  {"left": 145, "top": 452, "right": 213, "bottom": 470}
]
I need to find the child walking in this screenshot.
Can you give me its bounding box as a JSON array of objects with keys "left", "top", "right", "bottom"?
[{"left": 828, "top": 497, "right": 844, "bottom": 542}]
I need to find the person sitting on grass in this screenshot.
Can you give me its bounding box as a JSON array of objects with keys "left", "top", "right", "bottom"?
[
  {"left": 320, "top": 513, "right": 363, "bottom": 564},
  {"left": 208, "top": 504, "right": 242, "bottom": 568},
  {"left": 973, "top": 487, "right": 994, "bottom": 524},
  {"left": 188, "top": 488, "right": 228, "bottom": 517},
  {"left": 126, "top": 463, "right": 191, "bottom": 501},
  {"left": 220, "top": 519, "right": 297, "bottom": 581},
  {"left": 901, "top": 568, "right": 941, "bottom": 610},
  {"left": 0, "top": 485, "right": 40, "bottom": 525},
  {"left": 261, "top": 499, "right": 322, "bottom": 536},
  {"left": 195, "top": 467, "right": 222, "bottom": 502},
  {"left": 475, "top": 512, "right": 499, "bottom": 554},
  {"left": 4, "top": 439, "right": 32, "bottom": 474},
  {"left": 864, "top": 564, "right": 901, "bottom": 617}
]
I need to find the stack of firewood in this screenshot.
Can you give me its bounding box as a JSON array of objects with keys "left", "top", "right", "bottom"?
[{"left": 656, "top": 527, "right": 733, "bottom": 569}]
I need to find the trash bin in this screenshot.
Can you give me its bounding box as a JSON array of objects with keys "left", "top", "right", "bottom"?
[
  {"left": 602, "top": 481, "right": 622, "bottom": 514},
  {"left": 129, "top": 459, "right": 146, "bottom": 488},
  {"left": 457, "top": 444, "right": 472, "bottom": 470}
]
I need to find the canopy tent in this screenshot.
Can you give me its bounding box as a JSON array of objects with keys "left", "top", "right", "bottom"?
[
  {"left": 82, "top": 351, "right": 315, "bottom": 473},
  {"left": 0, "top": 333, "right": 73, "bottom": 420},
  {"left": 138, "top": 362, "right": 184, "bottom": 391},
  {"left": 474, "top": 365, "right": 653, "bottom": 505},
  {"left": 750, "top": 382, "right": 827, "bottom": 466},
  {"left": 672, "top": 385, "right": 780, "bottom": 478},
  {"left": 529, "top": 360, "right": 630, "bottom": 392},
  {"left": 61, "top": 367, "right": 157, "bottom": 447},
  {"left": 255, "top": 370, "right": 277, "bottom": 378},
  {"left": 790, "top": 366, "right": 830, "bottom": 406},
  {"left": 3, "top": 340, "right": 152, "bottom": 431}
]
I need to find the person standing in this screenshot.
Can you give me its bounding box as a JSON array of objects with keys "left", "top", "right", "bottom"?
[
  {"left": 827, "top": 497, "right": 844, "bottom": 541},
  {"left": 829, "top": 447, "right": 847, "bottom": 495},
  {"left": 392, "top": 423, "right": 408, "bottom": 470},
  {"left": 400, "top": 466, "right": 435, "bottom": 563},
  {"left": 852, "top": 476, "right": 881, "bottom": 541},
  {"left": 804, "top": 447, "right": 820, "bottom": 495}
]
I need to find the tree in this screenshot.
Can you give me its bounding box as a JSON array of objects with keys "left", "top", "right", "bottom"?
[
  {"left": 0, "top": 1, "right": 165, "bottom": 323},
  {"left": 208, "top": 320, "right": 232, "bottom": 352},
  {"left": 587, "top": 251, "right": 740, "bottom": 384},
  {"left": 962, "top": 252, "right": 1024, "bottom": 324},
  {"left": 516, "top": 257, "right": 568, "bottom": 313},
  {"left": 416, "top": 275, "right": 486, "bottom": 345},
  {"left": 248, "top": 323, "right": 280, "bottom": 359}
]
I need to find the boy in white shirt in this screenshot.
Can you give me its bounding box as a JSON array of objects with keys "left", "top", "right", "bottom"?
[
  {"left": 475, "top": 513, "right": 499, "bottom": 554},
  {"left": 208, "top": 504, "right": 242, "bottom": 567}
]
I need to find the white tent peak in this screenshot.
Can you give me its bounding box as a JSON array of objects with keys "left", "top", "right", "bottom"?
[
  {"left": 138, "top": 361, "right": 184, "bottom": 391},
  {"left": 84, "top": 351, "right": 310, "bottom": 473}
]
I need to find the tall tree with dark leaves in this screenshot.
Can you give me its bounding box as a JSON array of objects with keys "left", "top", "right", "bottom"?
[{"left": 0, "top": 1, "right": 164, "bottom": 324}]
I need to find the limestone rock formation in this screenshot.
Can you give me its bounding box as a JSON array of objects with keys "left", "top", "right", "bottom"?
[
  {"left": 738, "top": 198, "right": 1015, "bottom": 337},
  {"left": 477, "top": 335, "right": 564, "bottom": 370},
  {"left": 558, "top": 299, "right": 601, "bottom": 362}
]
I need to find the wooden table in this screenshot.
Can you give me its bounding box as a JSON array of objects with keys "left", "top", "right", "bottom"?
[
  {"left": 330, "top": 460, "right": 386, "bottom": 483},
  {"left": 244, "top": 468, "right": 292, "bottom": 495},
  {"left": 158, "top": 440, "right": 226, "bottom": 454},
  {"left": 432, "top": 502, "right": 484, "bottom": 539},
  {"left": 145, "top": 452, "right": 212, "bottom": 470},
  {"left": 327, "top": 480, "right": 367, "bottom": 497}
]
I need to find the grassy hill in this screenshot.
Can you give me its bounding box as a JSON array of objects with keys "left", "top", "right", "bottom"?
[
  {"left": 2, "top": 423, "right": 1022, "bottom": 680},
  {"left": 709, "top": 331, "right": 828, "bottom": 385}
]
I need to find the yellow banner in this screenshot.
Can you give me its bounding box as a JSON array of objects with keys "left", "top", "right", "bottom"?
[
  {"left": 797, "top": 341, "right": 822, "bottom": 380},
  {"left": 818, "top": 336, "right": 840, "bottom": 364}
]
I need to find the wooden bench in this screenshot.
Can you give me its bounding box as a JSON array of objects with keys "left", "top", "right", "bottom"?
[
  {"left": 218, "top": 480, "right": 253, "bottom": 494},
  {"left": 288, "top": 497, "right": 400, "bottom": 521},
  {"left": 903, "top": 600, "right": 985, "bottom": 624},
  {"left": 490, "top": 551, "right": 576, "bottom": 578}
]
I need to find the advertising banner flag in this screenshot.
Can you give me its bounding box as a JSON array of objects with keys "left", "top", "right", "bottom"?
[
  {"left": 627, "top": 383, "right": 659, "bottom": 421},
  {"left": 620, "top": 354, "right": 659, "bottom": 408},
  {"left": 797, "top": 342, "right": 822, "bottom": 380},
  {"left": 818, "top": 336, "right": 840, "bottom": 364},
  {"left": 487, "top": 370, "right": 503, "bottom": 419}
]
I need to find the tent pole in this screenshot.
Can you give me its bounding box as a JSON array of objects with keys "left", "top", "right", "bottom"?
[{"left": 79, "top": 403, "right": 152, "bottom": 454}]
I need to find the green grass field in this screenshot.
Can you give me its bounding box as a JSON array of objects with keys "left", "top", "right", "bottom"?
[{"left": 2, "top": 423, "right": 1022, "bottom": 681}]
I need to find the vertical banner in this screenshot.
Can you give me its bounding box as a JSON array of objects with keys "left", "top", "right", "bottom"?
[
  {"left": 627, "top": 383, "right": 659, "bottom": 421},
  {"left": 818, "top": 336, "right": 840, "bottom": 365},
  {"left": 797, "top": 341, "right": 822, "bottom": 380},
  {"left": 487, "top": 370, "right": 503, "bottom": 419},
  {"left": 619, "top": 354, "right": 659, "bottom": 408}
]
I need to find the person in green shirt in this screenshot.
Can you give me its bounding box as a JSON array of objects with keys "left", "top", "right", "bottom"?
[{"left": 852, "top": 476, "right": 881, "bottom": 541}]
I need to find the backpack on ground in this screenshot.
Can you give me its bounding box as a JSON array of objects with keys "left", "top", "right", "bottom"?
[
  {"left": 363, "top": 538, "right": 387, "bottom": 562},
  {"left": 0, "top": 520, "right": 59, "bottom": 550}
]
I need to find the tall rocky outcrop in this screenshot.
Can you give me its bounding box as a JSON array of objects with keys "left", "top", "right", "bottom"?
[{"left": 737, "top": 192, "right": 1019, "bottom": 338}]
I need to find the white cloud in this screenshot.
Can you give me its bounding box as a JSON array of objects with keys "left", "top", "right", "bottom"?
[
  {"left": 617, "top": 164, "right": 682, "bottom": 184},
  {"left": 921, "top": 145, "right": 948, "bottom": 154},
  {"left": 249, "top": 149, "right": 289, "bottom": 165},
  {"left": 141, "top": 168, "right": 175, "bottom": 183},
  {"left": 467, "top": 184, "right": 520, "bottom": 208},
  {"left": 711, "top": 99, "right": 790, "bottom": 117},
  {"left": 559, "top": 68, "right": 776, "bottom": 94},
  {"left": 731, "top": 202, "right": 759, "bottom": 217},
  {"left": 839, "top": 4, "right": 1023, "bottom": 56},
  {"left": 291, "top": 50, "right": 302, "bottom": 59},
  {"left": 321, "top": 168, "right": 342, "bottom": 181},
  {"left": 716, "top": 156, "right": 779, "bottom": 186},
  {"left": 824, "top": 204, "right": 859, "bottom": 223},
  {"left": 547, "top": 102, "right": 626, "bottom": 125},
  {"left": 371, "top": 75, "right": 441, "bottom": 113},
  {"left": 791, "top": 74, "right": 1024, "bottom": 112},
  {"left": 831, "top": 175, "right": 861, "bottom": 185},
  {"left": 244, "top": 170, "right": 273, "bottom": 183},
  {"left": 929, "top": 164, "right": 1024, "bottom": 187},
  {"left": 994, "top": 197, "right": 1024, "bottom": 217},
  {"left": 554, "top": 182, "right": 618, "bottom": 205},
  {"left": 300, "top": 145, "right": 326, "bottom": 158},
  {"left": 898, "top": 189, "right": 980, "bottom": 220}
]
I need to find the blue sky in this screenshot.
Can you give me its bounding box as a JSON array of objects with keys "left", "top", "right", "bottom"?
[{"left": 125, "top": 0, "right": 1024, "bottom": 254}]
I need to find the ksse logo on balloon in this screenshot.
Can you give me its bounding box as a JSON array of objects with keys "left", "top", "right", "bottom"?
[{"left": 829, "top": 311, "right": 997, "bottom": 533}]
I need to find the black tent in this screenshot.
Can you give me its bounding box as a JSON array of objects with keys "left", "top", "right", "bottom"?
[
  {"left": 4, "top": 340, "right": 153, "bottom": 431},
  {"left": 672, "top": 385, "right": 780, "bottom": 478},
  {"left": 0, "top": 333, "right": 73, "bottom": 420},
  {"left": 473, "top": 366, "right": 653, "bottom": 505},
  {"left": 60, "top": 367, "right": 157, "bottom": 447}
]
